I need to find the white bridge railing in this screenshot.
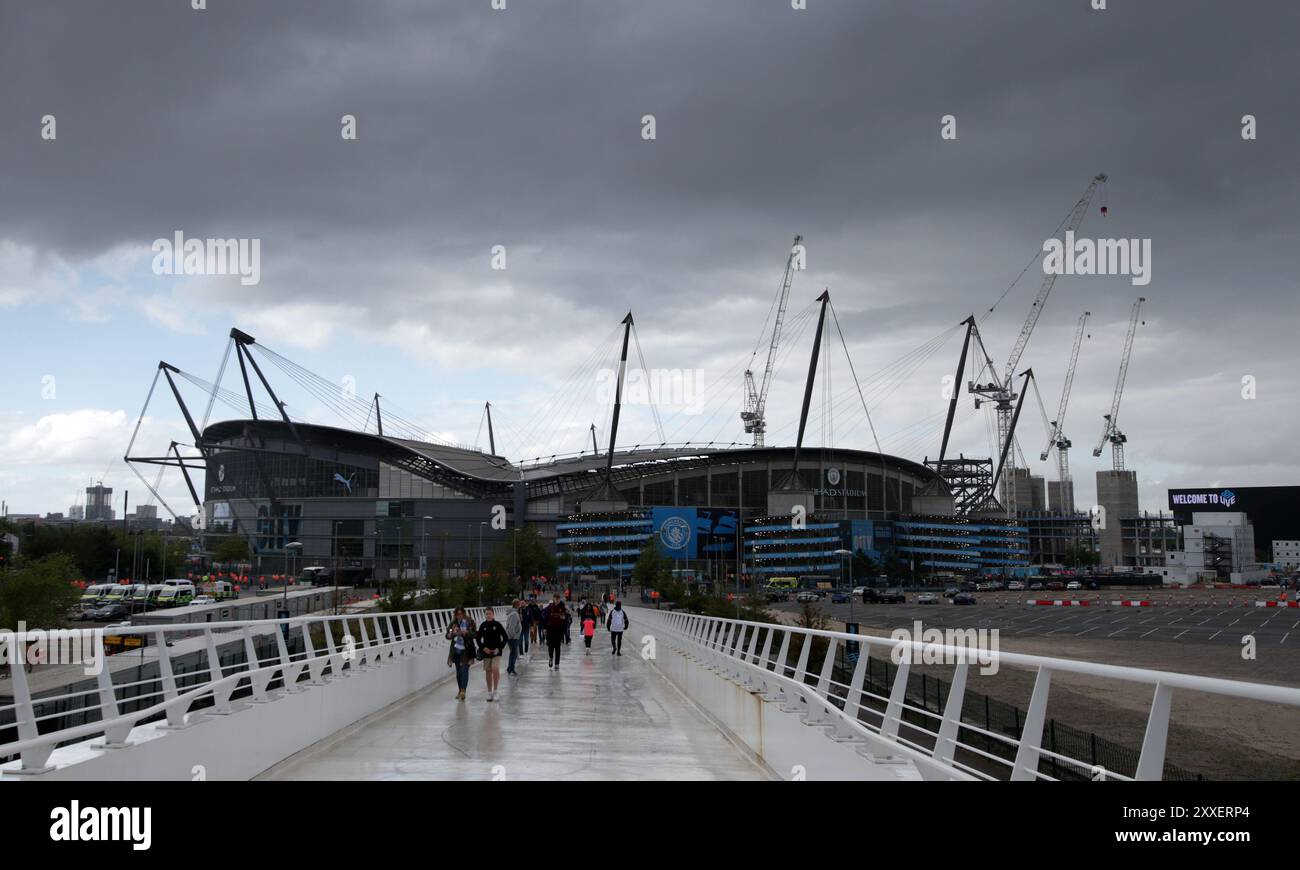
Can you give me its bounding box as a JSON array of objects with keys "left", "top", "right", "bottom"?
[
  {"left": 0, "top": 607, "right": 487, "bottom": 776},
  {"left": 637, "top": 608, "right": 1300, "bottom": 781}
]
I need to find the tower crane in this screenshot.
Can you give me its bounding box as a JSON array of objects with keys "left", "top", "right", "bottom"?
[
  {"left": 741, "top": 235, "right": 802, "bottom": 447},
  {"left": 1039, "top": 310, "right": 1090, "bottom": 511},
  {"left": 1093, "top": 297, "right": 1146, "bottom": 471},
  {"left": 970, "top": 173, "right": 1107, "bottom": 514}
]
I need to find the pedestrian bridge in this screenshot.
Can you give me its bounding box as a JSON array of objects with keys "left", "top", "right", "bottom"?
[{"left": 3, "top": 606, "right": 1299, "bottom": 781}]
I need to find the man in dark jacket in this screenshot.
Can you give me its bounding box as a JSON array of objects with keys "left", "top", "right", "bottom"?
[
  {"left": 476, "top": 608, "right": 509, "bottom": 701},
  {"left": 543, "top": 595, "right": 568, "bottom": 670},
  {"left": 525, "top": 597, "right": 544, "bottom": 650}
]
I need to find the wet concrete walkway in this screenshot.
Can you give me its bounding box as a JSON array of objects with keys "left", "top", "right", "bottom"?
[{"left": 260, "top": 631, "right": 771, "bottom": 781}]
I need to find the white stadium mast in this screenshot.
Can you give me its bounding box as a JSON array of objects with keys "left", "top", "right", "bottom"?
[{"left": 741, "top": 234, "right": 802, "bottom": 447}]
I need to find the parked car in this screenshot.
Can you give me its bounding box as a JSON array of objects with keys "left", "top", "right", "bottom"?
[
  {"left": 795, "top": 590, "right": 820, "bottom": 603},
  {"left": 1085, "top": 580, "right": 1100, "bottom": 590},
  {"left": 1046, "top": 581, "right": 1065, "bottom": 591},
  {"left": 191, "top": 595, "right": 216, "bottom": 605},
  {"left": 1029, "top": 581, "right": 1044, "bottom": 590},
  {"left": 1066, "top": 580, "right": 1082, "bottom": 591},
  {"left": 960, "top": 581, "right": 978, "bottom": 592},
  {"left": 942, "top": 586, "right": 962, "bottom": 599},
  {"left": 831, "top": 591, "right": 850, "bottom": 604},
  {"left": 952, "top": 593, "right": 976, "bottom": 605},
  {"left": 863, "top": 588, "right": 905, "bottom": 604},
  {"left": 917, "top": 592, "right": 939, "bottom": 605},
  {"left": 1007, "top": 581, "right": 1024, "bottom": 591}
]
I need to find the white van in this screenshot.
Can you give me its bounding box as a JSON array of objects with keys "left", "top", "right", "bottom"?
[
  {"left": 79, "top": 583, "right": 117, "bottom": 613},
  {"left": 157, "top": 581, "right": 196, "bottom": 607}
]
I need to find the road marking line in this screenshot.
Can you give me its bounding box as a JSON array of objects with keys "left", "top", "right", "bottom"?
[
  {"left": 1209, "top": 630, "right": 1222, "bottom": 641},
  {"left": 1140, "top": 628, "right": 1158, "bottom": 638}
]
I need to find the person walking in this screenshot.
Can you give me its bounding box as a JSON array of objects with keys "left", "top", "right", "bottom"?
[
  {"left": 582, "top": 611, "right": 596, "bottom": 654},
  {"left": 519, "top": 596, "right": 533, "bottom": 655},
  {"left": 476, "top": 607, "right": 509, "bottom": 701},
  {"left": 544, "top": 594, "right": 568, "bottom": 670},
  {"left": 563, "top": 598, "right": 574, "bottom": 645},
  {"left": 606, "top": 600, "right": 628, "bottom": 656},
  {"left": 445, "top": 607, "right": 477, "bottom": 700},
  {"left": 504, "top": 600, "right": 523, "bottom": 677},
  {"left": 526, "top": 596, "right": 543, "bottom": 650}
]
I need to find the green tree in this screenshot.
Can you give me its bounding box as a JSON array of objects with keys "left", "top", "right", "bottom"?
[
  {"left": 851, "top": 548, "right": 877, "bottom": 580},
  {"left": 513, "top": 524, "right": 556, "bottom": 585},
  {"left": 210, "top": 534, "right": 251, "bottom": 564},
  {"left": 0, "top": 554, "right": 82, "bottom": 631},
  {"left": 631, "top": 541, "right": 674, "bottom": 597}
]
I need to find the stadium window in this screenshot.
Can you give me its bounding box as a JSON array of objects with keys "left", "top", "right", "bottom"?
[
  {"left": 710, "top": 472, "right": 738, "bottom": 507},
  {"left": 679, "top": 474, "right": 708, "bottom": 506}
]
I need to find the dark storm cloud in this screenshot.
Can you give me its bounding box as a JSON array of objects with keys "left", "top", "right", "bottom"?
[{"left": 3, "top": 0, "right": 1298, "bottom": 506}]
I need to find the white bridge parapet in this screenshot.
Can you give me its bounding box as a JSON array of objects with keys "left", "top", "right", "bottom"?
[
  {"left": 629, "top": 606, "right": 1300, "bottom": 781},
  {"left": 0, "top": 607, "right": 488, "bottom": 780},
  {"left": 6, "top": 604, "right": 1300, "bottom": 781}
]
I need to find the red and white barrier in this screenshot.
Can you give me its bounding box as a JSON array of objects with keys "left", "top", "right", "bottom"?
[
  {"left": 1110, "top": 600, "right": 1152, "bottom": 607},
  {"left": 1256, "top": 601, "right": 1300, "bottom": 608},
  {"left": 1026, "top": 599, "right": 1091, "bottom": 606}
]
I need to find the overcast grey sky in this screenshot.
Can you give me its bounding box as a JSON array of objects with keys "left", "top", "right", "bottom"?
[{"left": 2, "top": 0, "right": 1297, "bottom": 518}]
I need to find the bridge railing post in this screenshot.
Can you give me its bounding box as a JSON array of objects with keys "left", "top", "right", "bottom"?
[
  {"left": 933, "top": 662, "right": 969, "bottom": 765},
  {"left": 320, "top": 618, "right": 344, "bottom": 676},
  {"left": 300, "top": 621, "right": 325, "bottom": 684},
  {"left": 7, "top": 635, "right": 55, "bottom": 771},
  {"left": 1011, "top": 666, "right": 1053, "bottom": 781},
  {"left": 242, "top": 626, "right": 272, "bottom": 700},
  {"left": 880, "top": 654, "right": 911, "bottom": 741},
  {"left": 203, "top": 628, "right": 234, "bottom": 712},
  {"left": 155, "top": 627, "right": 189, "bottom": 727},
  {"left": 356, "top": 616, "right": 374, "bottom": 668},
  {"left": 1134, "top": 682, "right": 1173, "bottom": 781},
  {"left": 95, "top": 633, "right": 133, "bottom": 747}
]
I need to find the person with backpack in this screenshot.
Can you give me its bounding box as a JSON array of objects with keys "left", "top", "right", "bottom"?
[
  {"left": 476, "top": 607, "right": 509, "bottom": 701},
  {"left": 543, "top": 594, "right": 568, "bottom": 670},
  {"left": 445, "top": 607, "right": 477, "bottom": 701},
  {"left": 504, "top": 599, "right": 523, "bottom": 677},
  {"left": 606, "top": 600, "right": 629, "bottom": 656}
]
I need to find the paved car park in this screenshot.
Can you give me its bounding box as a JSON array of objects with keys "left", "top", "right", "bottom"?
[{"left": 770, "top": 598, "right": 1300, "bottom": 647}]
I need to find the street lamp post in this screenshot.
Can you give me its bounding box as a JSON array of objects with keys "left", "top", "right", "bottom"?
[
  {"left": 283, "top": 541, "right": 303, "bottom": 608},
  {"left": 372, "top": 530, "right": 384, "bottom": 595},
  {"left": 478, "top": 521, "right": 486, "bottom": 606},
  {"left": 422, "top": 515, "right": 432, "bottom": 587},
  {"left": 834, "top": 548, "right": 853, "bottom": 623}
]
